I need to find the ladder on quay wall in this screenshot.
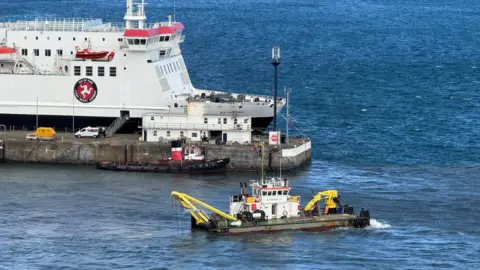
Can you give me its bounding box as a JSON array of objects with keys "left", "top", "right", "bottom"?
[
  {"left": 0, "top": 125, "right": 6, "bottom": 163},
  {"left": 105, "top": 114, "right": 130, "bottom": 137}
]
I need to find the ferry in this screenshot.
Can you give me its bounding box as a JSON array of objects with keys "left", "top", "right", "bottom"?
[
  {"left": 0, "top": 0, "right": 285, "bottom": 134},
  {"left": 171, "top": 177, "right": 371, "bottom": 235}
]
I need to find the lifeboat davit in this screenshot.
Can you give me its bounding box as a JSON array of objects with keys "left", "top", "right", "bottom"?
[{"left": 0, "top": 47, "right": 16, "bottom": 54}]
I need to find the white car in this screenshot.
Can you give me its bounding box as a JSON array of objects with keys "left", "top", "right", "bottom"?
[{"left": 75, "top": 127, "right": 100, "bottom": 138}]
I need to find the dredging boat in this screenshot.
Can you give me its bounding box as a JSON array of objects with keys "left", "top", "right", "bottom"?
[
  {"left": 171, "top": 177, "right": 371, "bottom": 235},
  {"left": 96, "top": 140, "right": 230, "bottom": 173}
]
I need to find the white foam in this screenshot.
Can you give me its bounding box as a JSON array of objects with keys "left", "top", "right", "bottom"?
[{"left": 367, "top": 218, "right": 391, "bottom": 230}]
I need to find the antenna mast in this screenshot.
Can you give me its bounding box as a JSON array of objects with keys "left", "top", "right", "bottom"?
[
  {"left": 173, "top": 0, "right": 176, "bottom": 22},
  {"left": 284, "top": 86, "right": 291, "bottom": 144}
]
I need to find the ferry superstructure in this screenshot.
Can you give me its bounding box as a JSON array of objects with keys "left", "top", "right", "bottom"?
[{"left": 0, "top": 0, "right": 285, "bottom": 133}]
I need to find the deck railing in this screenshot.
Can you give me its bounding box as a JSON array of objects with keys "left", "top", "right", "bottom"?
[
  {"left": 0, "top": 18, "right": 173, "bottom": 33},
  {"left": 141, "top": 122, "right": 251, "bottom": 131}
]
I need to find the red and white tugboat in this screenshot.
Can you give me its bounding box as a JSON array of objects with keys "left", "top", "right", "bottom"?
[
  {"left": 172, "top": 177, "right": 371, "bottom": 235},
  {"left": 96, "top": 140, "right": 229, "bottom": 173}
]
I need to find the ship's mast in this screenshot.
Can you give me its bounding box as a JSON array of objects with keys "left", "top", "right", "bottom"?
[{"left": 124, "top": 0, "right": 147, "bottom": 29}]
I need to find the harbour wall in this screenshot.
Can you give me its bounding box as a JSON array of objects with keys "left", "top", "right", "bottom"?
[{"left": 1, "top": 138, "right": 311, "bottom": 171}]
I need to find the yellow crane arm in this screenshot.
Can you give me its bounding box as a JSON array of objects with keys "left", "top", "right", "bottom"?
[
  {"left": 173, "top": 192, "right": 210, "bottom": 224},
  {"left": 171, "top": 191, "right": 238, "bottom": 222},
  {"left": 303, "top": 190, "right": 338, "bottom": 211}
]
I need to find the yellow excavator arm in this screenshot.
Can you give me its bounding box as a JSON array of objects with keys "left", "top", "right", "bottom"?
[
  {"left": 303, "top": 190, "right": 338, "bottom": 212},
  {"left": 171, "top": 191, "right": 238, "bottom": 225}
]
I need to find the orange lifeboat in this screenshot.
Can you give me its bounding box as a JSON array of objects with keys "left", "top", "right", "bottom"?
[
  {"left": 75, "top": 48, "right": 109, "bottom": 60},
  {"left": 0, "top": 47, "right": 16, "bottom": 54},
  {"left": 74, "top": 47, "right": 115, "bottom": 61}
]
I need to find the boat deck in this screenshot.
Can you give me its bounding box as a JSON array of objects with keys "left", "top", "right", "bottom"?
[{"left": 216, "top": 214, "right": 355, "bottom": 229}]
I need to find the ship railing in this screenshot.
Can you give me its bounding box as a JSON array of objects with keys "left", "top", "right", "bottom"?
[
  {"left": 0, "top": 18, "right": 177, "bottom": 32},
  {"left": 193, "top": 89, "right": 283, "bottom": 104},
  {"left": 0, "top": 18, "right": 125, "bottom": 32},
  {"left": 141, "top": 122, "right": 252, "bottom": 131}
]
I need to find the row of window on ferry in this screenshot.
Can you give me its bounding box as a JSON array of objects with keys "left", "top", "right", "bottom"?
[
  {"left": 70, "top": 65, "right": 117, "bottom": 77},
  {"left": 127, "top": 33, "right": 179, "bottom": 46},
  {"left": 19, "top": 48, "right": 65, "bottom": 57}
]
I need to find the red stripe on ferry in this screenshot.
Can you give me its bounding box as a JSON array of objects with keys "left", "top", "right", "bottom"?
[{"left": 123, "top": 23, "right": 184, "bottom": 37}]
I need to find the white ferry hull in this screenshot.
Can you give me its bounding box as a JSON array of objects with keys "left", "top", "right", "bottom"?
[{"left": 0, "top": 5, "right": 285, "bottom": 133}]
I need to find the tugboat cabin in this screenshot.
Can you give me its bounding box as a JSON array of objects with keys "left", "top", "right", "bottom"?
[{"left": 229, "top": 177, "right": 301, "bottom": 220}]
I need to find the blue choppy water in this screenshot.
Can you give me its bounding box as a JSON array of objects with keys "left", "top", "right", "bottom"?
[{"left": 1, "top": 0, "right": 480, "bottom": 269}]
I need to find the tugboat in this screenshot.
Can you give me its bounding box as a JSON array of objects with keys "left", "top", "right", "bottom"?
[
  {"left": 171, "top": 177, "right": 371, "bottom": 235},
  {"left": 96, "top": 140, "right": 229, "bottom": 173}
]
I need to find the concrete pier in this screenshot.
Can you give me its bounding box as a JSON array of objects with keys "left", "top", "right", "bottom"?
[{"left": 1, "top": 131, "right": 311, "bottom": 171}]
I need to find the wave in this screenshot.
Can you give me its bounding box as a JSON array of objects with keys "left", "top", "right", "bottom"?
[{"left": 367, "top": 219, "right": 391, "bottom": 230}]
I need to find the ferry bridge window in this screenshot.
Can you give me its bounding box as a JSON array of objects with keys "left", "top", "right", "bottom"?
[
  {"left": 159, "top": 36, "right": 165, "bottom": 42},
  {"left": 165, "top": 36, "right": 170, "bottom": 42},
  {"left": 153, "top": 130, "right": 157, "bottom": 136},
  {"left": 267, "top": 191, "right": 272, "bottom": 196},
  {"left": 74, "top": 66, "right": 81, "bottom": 76},
  {"left": 128, "top": 39, "right": 133, "bottom": 45},
  {"left": 204, "top": 118, "right": 207, "bottom": 124},
  {"left": 277, "top": 191, "right": 282, "bottom": 196},
  {"left": 234, "top": 118, "right": 238, "bottom": 125},
  {"left": 150, "top": 116, "right": 154, "bottom": 121},
  {"left": 21, "top": 49, "right": 27, "bottom": 56},
  {"left": 45, "top": 49, "right": 51, "bottom": 57},
  {"left": 140, "top": 39, "right": 146, "bottom": 45},
  {"left": 262, "top": 191, "right": 267, "bottom": 196},
  {"left": 86, "top": 66, "right": 93, "bottom": 76},
  {"left": 283, "top": 190, "right": 288, "bottom": 195},
  {"left": 223, "top": 118, "right": 227, "bottom": 124},
  {"left": 109, "top": 67, "right": 116, "bottom": 77},
  {"left": 57, "top": 49, "right": 63, "bottom": 56},
  {"left": 98, "top": 66, "right": 104, "bottom": 76},
  {"left": 192, "top": 133, "right": 197, "bottom": 138},
  {"left": 134, "top": 39, "right": 140, "bottom": 45},
  {"left": 118, "top": 38, "right": 123, "bottom": 42},
  {"left": 33, "top": 49, "right": 39, "bottom": 56},
  {"left": 272, "top": 191, "right": 277, "bottom": 195}
]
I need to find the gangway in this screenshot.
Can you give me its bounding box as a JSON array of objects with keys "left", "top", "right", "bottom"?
[
  {"left": 171, "top": 191, "right": 237, "bottom": 227},
  {"left": 105, "top": 113, "right": 130, "bottom": 137}
]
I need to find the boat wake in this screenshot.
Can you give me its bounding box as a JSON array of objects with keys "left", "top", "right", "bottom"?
[{"left": 367, "top": 219, "right": 391, "bottom": 230}]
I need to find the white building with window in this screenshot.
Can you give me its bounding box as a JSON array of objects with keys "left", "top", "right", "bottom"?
[{"left": 141, "top": 100, "right": 252, "bottom": 144}]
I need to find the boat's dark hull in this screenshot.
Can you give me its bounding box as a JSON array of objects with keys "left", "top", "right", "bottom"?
[
  {"left": 0, "top": 114, "right": 273, "bottom": 133},
  {"left": 196, "top": 210, "right": 371, "bottom": 235},
  {"left": 96, "top": 157, "right": 230, "bottom": 174}
]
